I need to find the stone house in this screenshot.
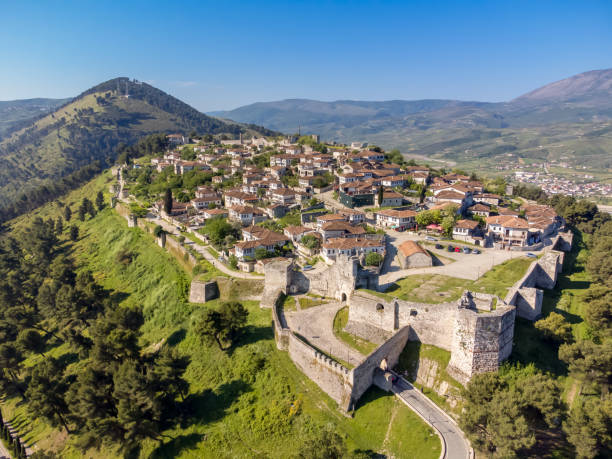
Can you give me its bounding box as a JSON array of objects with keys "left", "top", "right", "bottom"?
[
  {"left": 191, "top": 196, "right": 223, "bottom": 210},
  {"left": 284, "top": 225, "right": 313, "bottom": 243},
  {"left": 228, "top": 205, "right": 266, "bottom": 226},
  {"left": 322, "top": 238, "right": 385, "bottom": 263},
  {"left": 224, "top": 190, "right": 259, "bottom": 207},
  {"left": 269, "top": 188, "right": 297, "bottom": 206},
  {"left": 453, "top": 219, "right": 481, "bottom": 242},
  {"left": 486, "top": 215, "right": 530, "bottom": 247},
  {"left": 397, "top": 241, "right": 432, "bottom": 268},
  {"left": 233, "top": 233, "right": 289, "bottom": 260},
  {"left": 375, "top": 209, "right": 417, "bottom": 230},
  {"left": 473, "top": 193, "right": 501, "bottom": 206},
  {"left": 319, "top": 221, "right": 366, "bottom": 241},
  {"left": 338, "top": 209, "right": 365, "bottom": 224},
  {"left": 467, "top": 203, "right": 491, "bottom": 217},
  {"left": 379, "top": 191, "right": 404, "bottom": 207}
]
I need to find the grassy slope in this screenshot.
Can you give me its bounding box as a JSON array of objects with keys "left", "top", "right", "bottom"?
[
  {"left": 510, "top": 231, "right": 592, "bottom": 399},
  {"left": 5, "top": 172, "right": 440, "bottom": 458},
  {"left": 333, "top": 307, "right": 378, "bottom": 356}
]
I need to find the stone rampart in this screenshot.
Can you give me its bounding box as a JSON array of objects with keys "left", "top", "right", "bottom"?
[
  {"left": 262, "top": 256, "right": 377, "bottom": 305},
  {"left": 550, "top": 231, "right": 573, "bottom": 252},
  {"left": 287, "top": 333, "right": 353, "bottom": 409},
  {"left": 346, "top": 292, "right": 457, "bottom": 350},
  {"left": 347, "top": 290, "right": 515, "bottom": 384}
]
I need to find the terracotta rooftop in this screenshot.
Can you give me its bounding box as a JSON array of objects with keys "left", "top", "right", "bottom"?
[{"left": 398, "top": 241, "right": 429, "bottom": 257}]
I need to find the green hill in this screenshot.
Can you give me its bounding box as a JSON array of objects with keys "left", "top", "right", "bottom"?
[
  {"left": 0, "top": 98, "right": 69, "bottom": 139},
  {"left": 0, "top": 77, "right": 276, "bottom": 222}
]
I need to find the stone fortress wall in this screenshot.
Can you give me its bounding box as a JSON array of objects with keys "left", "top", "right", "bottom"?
[
  {"left": 263, "top": 231, "right": 573, "bottom": 408},
  {"left": 346, "top": 291, "right": 515, "bottom": 384},
  {"left": 270, "top": 292, "right": 410, "bottom": 411},
  {"left": 261, "top": 256, "right": 377, "bottom": 308}
]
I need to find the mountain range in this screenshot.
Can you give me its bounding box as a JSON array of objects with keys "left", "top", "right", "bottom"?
[
  {"left": 212, "top": 69, "right": 612, "bottom": 171},
  {"left": 0, "top": 77, "right": 275, "bottom": 221}
]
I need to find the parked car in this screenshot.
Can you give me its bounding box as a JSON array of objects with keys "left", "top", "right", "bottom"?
[
  {"left": 462, "top": 247, "right": 471, "bottom": 254},
  {"left": 302, "top": 265, "right": 313, "bottom": 271},
  {"left": 454, "top": 247, "right": 461, "bottom": 253},
  {"left": 447, "top": 245, "right": 455, "bottom": 252},
  {"left": 395, "top": 227, "right": 405, "bottom": 232},
  {"left": 526, "top": 253, "right": 537, "bottom": 258},
  {"left": 425, "top": 236, "right": 437, "bottom": 241},
  {"left": 435, "top": 244, "right": 443, "bottom": 249},
  {"left": 472, "top": 248, "right": 481, "bottom": 254}
]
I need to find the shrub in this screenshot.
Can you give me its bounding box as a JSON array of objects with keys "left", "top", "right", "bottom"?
[{"left": 365, "top": 252, "right": 384, "bottom": 266}]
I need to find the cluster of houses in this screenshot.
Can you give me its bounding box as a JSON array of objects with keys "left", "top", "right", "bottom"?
[{"left": 140, "top": 134, "right": 565, "bottom": 273}]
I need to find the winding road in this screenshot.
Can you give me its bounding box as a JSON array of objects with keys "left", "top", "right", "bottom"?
[{"left": 392, "top": 375, "right": 471, "bottom": 459}]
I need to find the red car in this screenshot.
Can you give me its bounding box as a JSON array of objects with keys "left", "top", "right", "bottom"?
[{"left": 454, "top": 247, "right": 461, "bottom": 252}]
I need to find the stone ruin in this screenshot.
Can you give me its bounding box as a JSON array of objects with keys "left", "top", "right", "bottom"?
[{"left": 260, "top": 255, "right": 378, "bottom": 308}]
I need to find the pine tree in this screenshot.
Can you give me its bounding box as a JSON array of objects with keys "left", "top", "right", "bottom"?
[
  {"left": 64, "top": 205, "right": 72, "bottom": 222},
  {"left": 69, "top": 225, "right": 79, "bottom": 241}
]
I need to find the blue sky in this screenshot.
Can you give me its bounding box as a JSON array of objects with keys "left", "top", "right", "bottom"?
[{"left": 1, "top": 0, "right": 611, "bottom": 111}]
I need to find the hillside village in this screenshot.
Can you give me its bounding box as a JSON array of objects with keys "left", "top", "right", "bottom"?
[
  {"left": 117, "top": 133, "right": 566, "bottom": 277},
  {"left": 106, "top": 132, "right": 580, "bottom": 459}
]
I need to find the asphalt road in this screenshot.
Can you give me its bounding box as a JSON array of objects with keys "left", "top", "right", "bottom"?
[{"left": 392, "top": 375, "right": 471, "bottom": 459}]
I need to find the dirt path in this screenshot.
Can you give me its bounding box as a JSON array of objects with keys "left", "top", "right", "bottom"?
[{"left": 382, "top": 401, "right": 399, "bottom": 457}]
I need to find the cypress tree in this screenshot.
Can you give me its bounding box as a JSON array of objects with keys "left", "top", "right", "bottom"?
[{"left": 164, "top": 188, "right": 173, "bottom": 214}]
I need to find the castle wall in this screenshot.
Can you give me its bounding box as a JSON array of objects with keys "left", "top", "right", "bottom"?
[
  {"left": 304, "top": 258, "right": 359, "bottom": 300},
  {"left": 347, "top": 292, "right": 457, "bottom": 351},
  {"left": 349, "top": 327, "right": 411, "bottom": 409},
  {"left": 504, "top": 251, "right": 563, "bottom": 319},
  {"left": 287, "top": 333, "right": 353, "bottom": 409}
]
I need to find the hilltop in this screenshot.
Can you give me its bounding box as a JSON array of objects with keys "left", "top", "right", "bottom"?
[
  {"left": 212, "top": 69, "right": 612, "bottom": 172},
  {"left": 0, "top": 77, "right": 275, "bottom": 221}
]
